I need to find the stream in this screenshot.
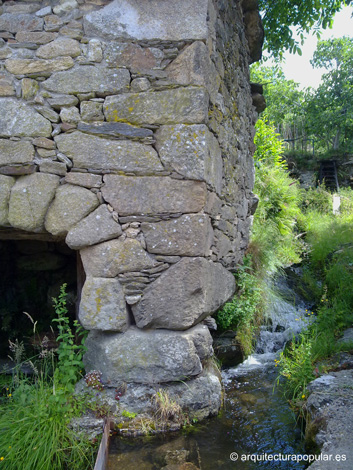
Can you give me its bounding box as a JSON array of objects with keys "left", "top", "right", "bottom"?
[{"left": 108, "top": 274, "right": 314, "bottom": 469}]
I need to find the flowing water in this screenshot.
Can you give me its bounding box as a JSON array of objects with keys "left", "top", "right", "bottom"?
[{"left": 108, "top": 275, "right": 313, "bottom": 469}]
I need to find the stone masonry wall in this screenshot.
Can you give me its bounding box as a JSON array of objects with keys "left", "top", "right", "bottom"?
[{"left": 0, "top": 0, "right": 262, "bottom": 418}]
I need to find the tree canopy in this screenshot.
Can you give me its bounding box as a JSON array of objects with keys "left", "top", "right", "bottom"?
[
  {"left": 252, "top": 36, "right": 353, "bottom": 155},
  {"left": 259, "top": 0, "right": 352, "bottom": 57}
]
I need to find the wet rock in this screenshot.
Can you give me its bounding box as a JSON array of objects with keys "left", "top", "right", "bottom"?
[
  {"left": 213, "top": 332, "right": 244, "bottom": 367},
  {"left": 102, "top": 176, "right": 207, "bottom": 216},
  {"left": 55, "top": 131, "right": 161, "bottom": 172},
  {"left": 79, "top": 277, "right": 128, "bottom": 331},
  {"left": 80, "top": 237, "right": 155, "bottom": 277},
  {"left": 104, "top": 87, "right": 209, "bottom": 126},
  {"left": 132, "top": 257, "right": 235, "bottom": 330},
  {"left": 8, "top": 173, "right": 60, "bottom": 232},
  {"left": 45, "top": 184, "right": 99, "bottom": 237},
  {"left": 66, "top": 204, "right": 122, "bottom": 249}
]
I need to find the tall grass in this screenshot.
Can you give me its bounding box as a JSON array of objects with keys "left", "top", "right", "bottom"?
[
  {"left": 0, "top": 376, "right": 97, "bottom": 470},
  {"left": 0, "top": 285, "right": 97, "bottom": 470},
  {"left": 276, "top": 188, "right": 353, "bottom": 401}
]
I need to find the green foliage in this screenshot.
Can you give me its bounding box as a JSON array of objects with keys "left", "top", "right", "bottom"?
[
  {"left": 277, "top": 188, "right": 353, "bottom": 402},
  {"left": 305, "top": 37, "right": 353, "bottom": 152},
  {"left": 260, "top": 0, "right": 351, "bottom": 58},
  {"left": 251, "top": 119, "right": 302, "bottom": 272},
  {"left": 121, "top": 410, "right": 137, "bottom": 419},
  {"left": 250, "top": 64, "right": 305, "bottom": 144},
  {"left": 301, "top": 184, "right": 332, "bottom": 214},
  {"left": 276, "top": 333, "right": 316, "bottom": 400},
  {"left": 0, "top": 284, "right": 97, "bottom": 470},
  {"left": 216, "top": 256, "right": 263, "bottom": 345},
  {"left": 52, "top": 284, "right": 87, "bottom": 395},
  {"left": 0, "top": 377, "right": 97, "bottom": 470},
  {"left": 216, "top": 120, "right": 303, "bottom": 355}
]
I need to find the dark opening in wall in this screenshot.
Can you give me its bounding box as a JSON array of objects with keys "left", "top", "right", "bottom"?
[{"left": 0, "top": 240, "right": 77, "bottom": 357}]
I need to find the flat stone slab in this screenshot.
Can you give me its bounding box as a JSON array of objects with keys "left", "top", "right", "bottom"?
[
  {"left": 77, "top": 122, "right": 153, "bottom": 141},
  {"left": 45, "top": 184, "right": 99, "bottom": 237},
  {"left": 55, "top": 131, "right": 162, "bottom": 172},
  {"left": 80, "top": 237, "right": 155, "bottom": 277},
  {"left": 0, "top": 13, "right": 43, "bottom": 33},
  {"left": 0, "top": 98, "right": 52, "bottom": 138},
  {"left": 43, "top": 65, "right": 130, "bottom": 95},
  {"left": 0, "top": 175, "right": 15, "bottom": 226},
  {"left": 79, "top": 277, "right": 128, "bottom": 332},
  {"left": 84, "top": 0, "right": 208, "bottom": 41},
  {"left": 8, "top": 173, "right": 60, "bottom": 232},
  {"left": 104, "top": 87, "right": 209, "bottom": 126},
  {"left": 36, "top": 37, "right": 81, "bottom": 59},
  {"left": 102, "top": 175, "right": 207, "bottom": 216},
  {"left": 64, "top": 172, "right": 102, "bottom": 189},
  {"left": 5, "top": 57, "right": 74, "bottom": 75},
  {"left": 66, "top": 204, "right": 122, "bottom": 250},
  {"left": 15, "top": 31, "right": 58, "bottom": 44},
  {"left": 142, "top": 214, "right": 213, "bottom": 256},
  {"left": 0, "top": 139, "right": 34, "bottom": 166},
  {"left": 132, "top": 257, "right": 235, "bottom": 330},
  {"left": 155, "top": 124, "right": 223, "bottom": 193},
  {"left": 83, "top": 324, "right": 213, "bottom": 384}
]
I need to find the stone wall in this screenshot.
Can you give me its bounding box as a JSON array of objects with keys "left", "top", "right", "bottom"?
[{"left": 0, "top": 0, "right": 263, "bottom": 418}]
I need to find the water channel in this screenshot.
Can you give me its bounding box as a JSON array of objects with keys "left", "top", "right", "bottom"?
[{"left": 108, "top": 274, "right": 313, "bottom": 469}]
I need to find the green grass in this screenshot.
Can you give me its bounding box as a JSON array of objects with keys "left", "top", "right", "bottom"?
[
  {"left": 0, "top": 376, "right": 97, "bottom": 470},
  {"left": 0, "top": 285, "right": 98, "bottom": 470},
  {"left": 276, "top": 192, "right": 353, "bottom": 402}
]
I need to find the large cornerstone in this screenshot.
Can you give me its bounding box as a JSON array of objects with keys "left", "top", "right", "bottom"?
[{"left": 0, "top": 0, "right": 263, "bottom": 419}]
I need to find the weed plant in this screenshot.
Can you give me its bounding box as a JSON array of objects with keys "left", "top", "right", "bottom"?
[{"left": 0, "top": 284, "right": 97, "bottom": 470}]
